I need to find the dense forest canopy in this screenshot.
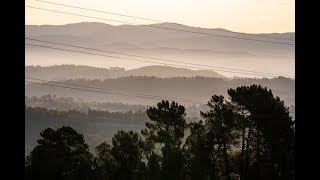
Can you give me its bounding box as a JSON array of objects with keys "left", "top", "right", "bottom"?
[
  {"left": 26, "top": 85, "right": 295, "bottom": 179},
  {"left": 25, "top": 106, "right": 150, "bottom": 155},
  {"left": 25, "top": 95, "right": 211, "bottom": 118}
]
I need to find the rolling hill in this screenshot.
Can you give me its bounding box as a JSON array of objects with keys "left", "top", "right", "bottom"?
[{"left": 25, "top": 65, "right": 225, "bottom": 81}]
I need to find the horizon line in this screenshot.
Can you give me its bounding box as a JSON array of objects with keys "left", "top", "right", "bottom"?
[{"left": 25, "top": 21, "right": 295, "bottom": 34}]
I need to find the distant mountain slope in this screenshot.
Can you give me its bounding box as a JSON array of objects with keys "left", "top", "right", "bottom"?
[
  {"left": 26, "top": 22, "right": 294, "bottom": 56},
  {"left": 25, "top": 94, "right": 294, "bottom": 120},
  {"left": 24, "top": 95, "right": 209, "bottom": 119},
  {"left": 126, "top": 65, "right": 225, "bottom": 78},
  {"left": 25, "top": 65, "right": 225, "bottom": 80},
  {"left": 25, "top": 65, "right": 126, "bottom": 81},
  {"left": 26, "top": 22, "right": 295, "bottom": 78},
  {"left": 25, "top": 76, "right": 295, "bottom": 107}
]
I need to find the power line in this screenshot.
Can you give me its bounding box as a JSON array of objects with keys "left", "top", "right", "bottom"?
[
  {"left": 25, "top": 42, "right": 294, "bottom": 78},
  {"left": 26, "top": 37, "right": 294, "bottom": 77},
  {"left": 26, "top": 6, "right": 295, "bottom": 46},
  {"left": 25, "top": 80, "right": 205, "bottom": 105},
  {"left": 25, "top": 43, "right": 226, "bottom": 74},
  {"left": 26, "top": 77, "right": 204, "bottom": 104},
  {"left": 35, "top": 0, "right": 163, "bottom": 23},
  {"left": 35, "top": 0, "right": 295, "bottom": 42},
  {"left": 25, "top": 43, "right": 294, "bottom": 78},
  {"left": 26, "top": 79, "right": 296, "bottom": 113}
]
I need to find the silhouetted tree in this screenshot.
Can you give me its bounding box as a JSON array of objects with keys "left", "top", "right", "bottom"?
[
  {"left": 25, "top": 84, "right": 295, "bottom": 180},
  {"left": 25, "top": 126, "right": 93, "bottom": 180},
  {"left": 94, "top": 143, "right": 118, "bottom": 180},
  {"left": 94, "top": 130, "right": 146, "bottom": 180},
  {"left": 111, "top": 130, "right": 146, "bottom": 180},
  {"left": 201, "top": 95, "right": 239, "bottom": 180},
  {"left": 184, "top": 120, "right": 218, "bottom": 180},
  {"left": 228, "top": 85, "right": 295, "bottom": 178},
  {"left": 141, "top": 100, "right": 187, "bottom": 180},
  {"left": 145, "top": 152, "right": 162, "bottom": 180}
]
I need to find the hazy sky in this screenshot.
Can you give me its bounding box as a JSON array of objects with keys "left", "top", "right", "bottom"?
[{"left": 26, "top": 0, "right": 294, "bottom": 33}]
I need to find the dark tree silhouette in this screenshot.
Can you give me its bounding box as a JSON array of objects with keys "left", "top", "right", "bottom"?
[
  {"left": 184, "top": 120, "right": 218, "bottom": 180},
  {"left": 228, "top": 85, "right": 295, "bottom": 178},
  {"left": 200, "top": 95, "right": 239, "bottom": 180},
  {"left": 145, "top": 152, "right": 162, "bottom": 180},
  {"left": 94, "top": 130, "right": 146, "bottom": 180},
  {"left": 25, "top": 84, "right": 295, "bottom": 180},
  {"left": 25, "top": 126, "right": 93, "bottom": 180},
  {"left": 141, "top": 100, "right": 187, "bottom": 180},
  {"left": 111, "top": 130, "right": 145, "bottom": 180},
  {"left": 94, "top": 143, "right": 118, "bottom": 180}
]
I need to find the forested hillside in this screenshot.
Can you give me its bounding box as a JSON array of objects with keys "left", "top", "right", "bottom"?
[
  {"left": 25, "top": 65, "right": 225, "bottom": 81},
  {"left": 26, "top": 85, "right": 295, "bottom": 179},
  {"left": 26, "top": 76, "right": 295, "bottom": 107},
  {"left": 25, "top": 106, "right": 149, "bottom": 155}
]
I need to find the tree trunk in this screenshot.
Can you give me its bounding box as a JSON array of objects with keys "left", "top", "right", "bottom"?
[
  {"left": 288, "top": 143, "right": 292, "bottom": 176},
  {"left": 210, "top": 152, "right": 216, "bottom": 180},
  {"left": 244, "top": 123, "right": 252, "bottom": 179},
  {"left": 215, "top": 145, "right": 222, "bottom": 180},
  {"left": 212, "top": 159, "right": 216, "bottom": 180},
  {"left": 256, "top": 125, "right": 261, "bottom": 178},
  {"left": 240, "top": 124, "right": 246, "bottom": 180},
  {"left": 281, "top": 150, "right": 288, "bottom": 177},
  {"left": 223, "top": 126, "right": 230, "bottom": 180},
  {"left": 223, "top": 141, "right": 229, "bottom": 179}
]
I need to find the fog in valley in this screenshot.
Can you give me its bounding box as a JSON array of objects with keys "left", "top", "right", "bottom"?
[
  {"left": 25, "top": 22, "right": 295, "bottom": 156},
  {"left": 24, "top": 0, "right": 296, "bottom": 176},
  {"left": 26, "top": 22, "right": 294, "bottom": 78}
]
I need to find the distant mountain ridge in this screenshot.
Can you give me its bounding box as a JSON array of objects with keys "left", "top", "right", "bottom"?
[
  {"left": 26, "top": 22, "right": 294, "bottom": 39},
  {"left": 26, "top": 22, "right": 294, "bottom": 55},
  {"left": 25, "top": 74, "right": 295, "bottom": 107},
  {"left": 26, "top": 22, "right": 295, "bottom": 78},
  {"left": 25, "top": 65, "right": 225, "bottom": 81}
]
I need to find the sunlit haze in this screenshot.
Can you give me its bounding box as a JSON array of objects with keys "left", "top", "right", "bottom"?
[{"left": 26, "top": 0, "right": 294, "bottom": 33}]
